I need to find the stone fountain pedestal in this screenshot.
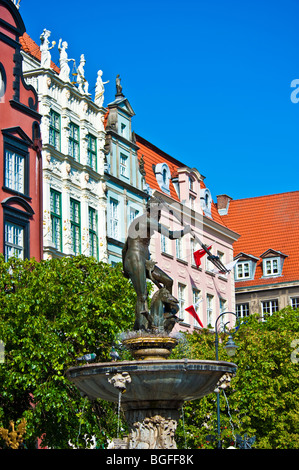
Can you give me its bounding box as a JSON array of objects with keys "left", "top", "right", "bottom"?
[{"left": 67, "top": 335, "right": 236, "bottom": 449}]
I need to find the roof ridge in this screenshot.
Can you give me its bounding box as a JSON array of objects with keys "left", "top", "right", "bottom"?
[{"left": 231, "top": 190, "right": 299, "bottom": 203}]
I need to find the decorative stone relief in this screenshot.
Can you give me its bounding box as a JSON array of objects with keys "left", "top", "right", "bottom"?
[
  {"left": 108, "top": 372, "right": 131, "bottom": 393},
  {"left": 128, "top": 413, "right": 177, "bottom": 449}
]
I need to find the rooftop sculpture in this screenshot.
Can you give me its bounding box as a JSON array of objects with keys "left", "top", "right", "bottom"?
[{"left": 40, "top": 29, "right": 55, "bottom": 69}]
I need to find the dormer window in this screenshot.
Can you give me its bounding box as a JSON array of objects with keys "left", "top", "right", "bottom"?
[
  {"left": 163, "top": 168, "right": 167, "bottom": 184},
  {"left": 236, "top": 261, "right": 251, "bottom": 279},
  {"left": 200, "top": 188, "right": 212, "bottom": 218},
  {"left": 154, "top": 163, "right": 171, "bottom": 195},
  {"left": 260, "top": 249, "right": 287, "bottom": 278},
  {"left": 234, "top": 253, "right": 259, "bottom": 281},
  {"left": 121, "top": 123, "right": 126, "bottom": 136}
]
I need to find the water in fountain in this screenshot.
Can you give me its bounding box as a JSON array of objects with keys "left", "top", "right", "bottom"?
[{"left": 117, "top": 390, "right": 122, "bottom": 438}]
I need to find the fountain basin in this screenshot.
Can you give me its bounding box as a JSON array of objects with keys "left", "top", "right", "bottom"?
[
  {"left": 67, "top": 359, "right": 236, "bottom": 449},
  {"left": 67, "top": 359, "right": 236, "bottom": 404}
]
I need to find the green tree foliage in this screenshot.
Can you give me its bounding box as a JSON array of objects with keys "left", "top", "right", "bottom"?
[
  {"left": 173, "top": 307, "right": 299, "bottom": 449},
  {"left": 0, "top": 255, "right": 135, "bottom": 448}
]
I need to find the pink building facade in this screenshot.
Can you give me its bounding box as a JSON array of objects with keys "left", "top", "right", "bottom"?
[{"left": 137, "top": 135, "right": 239, "bottom": 332}]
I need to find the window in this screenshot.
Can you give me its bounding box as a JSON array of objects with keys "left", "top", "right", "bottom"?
[
  {"left": 49, "top": 110, "right": 60, "bottom": 150},
  {"left": 68, "top": 123, "right": 80, "bottom": 161},
  {"left": 207, "top": 294, "right": 214, "bottom": 327},
  {"left": 88, "top": 134, "right": 97, "bottom": 170},
  {"left": 236, "top": 261, "right": 251, "bottom": 280},
  {"left": 50, "top": 189, "right": 62, "bottom": 251},
  {"left": 88, "top": 207, "right": 98, "bottom": 259},
  {"left": 176, "top": 238, "right": 183, "bottom": 260},
  {"left": 129, "top": 207, "right": 139, "bottom": 225},
  {"left": 0, "top": 63, "right": 6, "bottom": 102},
  {"left": 219, "top": 298, "right": 227, "bottom": 329},
  {"left": 236, "top": 303, "right": 250, "bottom": 318},
  {"left": 178, "top": 283, "right": 186, "bottom": 322},
  {"left": 2, "top": 198, "right": 32, "bottom": 261},
  {"left": 192, "top": 289, "right": 202, "bottom": 327},
  {"left": 4, "top": 149, "right": 25, "bottom": 193},
  {"left": 120, "top": 123, "right": 127, "bottom": 136},
  {"left": 70, "top": 198, "right": 81, "bottom": 255},
  {"left": 110, "top": 198, "right": 119, "bottom": 239},
  {"left": 189, "top": 176, "right": 194, "bottom": 191},
  {"left": 4, "top": 222, "right": 24, "bottom": 261},
  {"left": 263, "top": 258, "right": 280, "bottom": 276},
  {"left": 120, "top": 153, "right": 128, "bottom": 177},
  {"left": 161, "top": 234, "right": 169, "bottom": 254},
  {"left": 291, "top": 297, "right": 299, "bottom": 309},
  {"left": 189, "top": 195, "right": 195, "bottom": 210},
  {"left": 261, "top": 299, "right": 279, "bottom": 320}
]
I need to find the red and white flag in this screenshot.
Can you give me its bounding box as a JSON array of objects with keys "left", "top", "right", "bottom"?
[
  {"left": 193, "top": 245, "right": 212, "bottom": 267},
  {"left": 185, "top": 305, "right": 204, "bottom": 328}
]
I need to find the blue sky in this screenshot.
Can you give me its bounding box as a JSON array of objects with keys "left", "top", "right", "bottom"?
[{"left": 21, "top": 0, "right": 299, "bottom": 201}]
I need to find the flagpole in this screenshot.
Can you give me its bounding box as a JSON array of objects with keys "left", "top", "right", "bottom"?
[{"left": 153, "top": 193, "right": 229, "bottom": 274}]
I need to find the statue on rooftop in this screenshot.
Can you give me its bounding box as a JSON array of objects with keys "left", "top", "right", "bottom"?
[
  {"left": 122, "top": 197, "right": 192, "bottom": 331},
  {"left": 40, "top": 29, "right": 55, "bottom": 69},
  {"left": 58, "top": 39, "right": 74, "bottom": 82},
  {"left": 95, "top": 70, "right": 109, "bottom": 107},
  {"left": 116, "top": 74, "right": 123, "bottom": 96},
  {"left": 77, "top": 54, "right": 89, "bottom": 94}
]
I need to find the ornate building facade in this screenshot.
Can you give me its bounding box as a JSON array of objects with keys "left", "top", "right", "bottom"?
[
  {"left": 20, "top": 30, "right": 108, "bottom": 261},
  {"left": 103, "top": 81, "right": 148, "bottom": 265},
  {"left": 0, "top": 0, "right": 42, "bottom": 262}
]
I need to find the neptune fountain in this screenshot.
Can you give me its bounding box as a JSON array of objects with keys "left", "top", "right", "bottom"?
[{"left": 66, "top": 198, "right": 236, "bottom": 449}]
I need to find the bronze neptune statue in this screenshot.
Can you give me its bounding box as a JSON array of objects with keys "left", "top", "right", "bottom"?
[{"left": 122, "top": 198, "right": 192, "bottom": 332}]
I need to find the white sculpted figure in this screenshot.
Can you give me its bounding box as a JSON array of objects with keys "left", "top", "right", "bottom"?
[
  {"left": 95, "top": 70, "right": 109, "bottom": 107},
  {"left": 40, "top": 29, "right": 56, "bottom": 69},
  {"left": 77, "top": 54, "right": 89, "bottom": 94},
  {"left": 58, "top": 39, "right": 74, "bottom": 82}
]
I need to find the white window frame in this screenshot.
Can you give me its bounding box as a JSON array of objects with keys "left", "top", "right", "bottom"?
[
  {"left": 110, "top": 198, "right": 119, "bottom": 239},
  {"left": 207, "top": 294, "right": 214, "bottom": 327},
  {"left": 5, "top": 149, "right": 25, "bottom": 193},
  {"left": 263, "top": 257, "right": 280, "bottom": 277},
  {"left": 192, "top": 288, "right": 202, "bottom": 327},
  {"left": 4, "top": 221, "right": 24, "bottom": 261},
  {"left": 236, "top": 261, "right": 251, "bottom": 280},
  {"left": 261, "top": 299, "right": 279, "bottom": 320},
  {"left": 120, "top": 153, "right": 128, "bottom": 178},
  {"left": 178, "top": 283, "right": 186, "bottom": 322},
  {"left": 236, "top": 303, "right": 250, "bottom": 318}
]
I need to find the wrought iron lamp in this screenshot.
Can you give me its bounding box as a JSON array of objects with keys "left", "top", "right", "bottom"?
[{"left": 214, "top": 312, "right": 239, "bottom": 449}]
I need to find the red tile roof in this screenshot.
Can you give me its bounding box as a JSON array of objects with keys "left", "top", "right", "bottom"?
[
  {"left": 221, "top": 191, "right": 299, "bottom": 286},
  {"left": 136, "top": 134, "right": 181, "bottom": 201},
  {"left": 20, "top": 33, "right": 60, "bottom": 74}
]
